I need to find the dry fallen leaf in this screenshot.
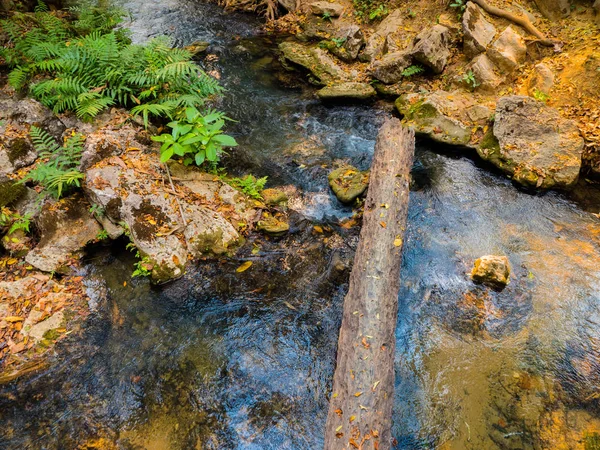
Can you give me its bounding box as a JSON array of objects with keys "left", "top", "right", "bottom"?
[
  {"left": 354, "top": 392, "right": 362, "bottom": 397},
  {"left": 236, "top": 261, "right": 253, "bottom": 273},
  {"left": 393, "top": 237, "right": 403, "bottom": 247},
  {"left": 3, "top": 316, "right": 24, "bottom": 323}
]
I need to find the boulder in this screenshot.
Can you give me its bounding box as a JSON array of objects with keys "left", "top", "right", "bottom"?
[
  {"left": 0, "top": 97, "right": 65, "bottom": 139},
  {"left": 478, "top": 96, "right": 584, "bottom": 189},
  {"left": 527, "top": 62, "right": 554, "bottom": 95},
  {"left": 532, "top": 0, "right": 570, "bottom": 20},
  {"left": 370, "top": 51, "right": 412, "bottom": 84},
  {"left": 359, "top": 9, "right": 404, "bottom": 62},
  {"left": 486, "top": 26, "right": 527, "bottom": 72},
  {"left": 467, "top": 53, "right": 503, "bottom": 91},
  {"left": 310, "top": 1, "right": 344, "bottom": 17},
  {"left": 471, "top": 255, "right": 510, "bottom": 289},
  {"left": 410, "top": 25, "right": 451, "bottom": 74},
  {"left": 328, "top": 25, "right": 365, "bottom": 61},
  {"left": 317, "top": 82, "right": 377, "bottom": 101},
  {"left": 25, "top": 193, "right": 102, "bottom": 273},
  {"left": 80, "top": 124, "right": 146, "bottom": 170},
  {"left": 462, "top": 2, "right": 497, "bottom": 58},
  {"left": 395, "top": 91, "right": 488, "bottom": 147},
  {"left": 85, "top": 154, "right": 247, "bottom": 283},
  {"left": 279, "top": 41, "right": 349, "bottom": 85},
  {"left": 328, "top": 165, "right": 368, "bottom": 203}
]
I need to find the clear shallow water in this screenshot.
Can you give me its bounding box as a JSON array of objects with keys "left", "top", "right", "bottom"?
[{"left": 2, "top": 1, "right": 600, "bottom": 449}]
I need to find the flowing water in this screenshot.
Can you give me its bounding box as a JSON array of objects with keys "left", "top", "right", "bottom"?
[{"left": 2, "top": 1, "right": 600, "bottom": 449}]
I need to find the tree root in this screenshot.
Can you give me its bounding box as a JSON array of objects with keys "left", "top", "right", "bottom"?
[{"left": 470, "top": 0, "right": 561, "bottom": 49}]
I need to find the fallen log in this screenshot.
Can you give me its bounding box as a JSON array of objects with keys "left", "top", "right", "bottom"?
[{"left": 324, "top": 118, "right": 414, "bottom": 450}]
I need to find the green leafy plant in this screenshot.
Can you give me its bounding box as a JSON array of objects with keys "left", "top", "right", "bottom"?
[
  {"left": 1, "top": 5, "right": 221, "bottom": 123},
  {"left": 407, "top": 9, "right": 416, "bottom": 18},
  {"left": 152, "top": 107, "right": 238, "bottom": 167},
  {"left": 0, "top": 207, "right": 31, "bottom": 235},
  {"left": 532, "top": 88, "right": 550, "bottom": 103},
  {"left": 96, "top": 229, "right": 109, "bottom": 240},
  {"left": 368, "top": 4, "right": 388, "bottom": 21},
  {"left": 321, "top": 11, "right": 333, "bottom": 22},
  {"left": 331, "top": 37, "right": 347, "bottom": 48},
  {"left": 230, "top": 175, "right": 268, "bottom": 199},
  {"left": 89, "top": 203, "right": 105, "bottom": 217},
  {"left": 402, "top": 65, "right": 425, "bottom": 78},
  {"left": 449, "top": 0, "right": 467, "bottom": 17},
  {"left": 462, "top": 70, "right": 480, "bottom": 89},
  {"left": 126, "top": 242, "right": 153, "bottom": 277},
  {"left": 22, "top": 126, "right": 85, "bottom": 199}
]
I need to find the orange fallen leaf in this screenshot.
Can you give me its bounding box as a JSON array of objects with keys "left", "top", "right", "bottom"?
[
  {"left": 354, "top": 392, "right": 362, "bottom": 397},
  {"left": 3, "top": 316, "right": 24, "bottom": 323},
  {"left": 379, "top": 221, "right": 386, "bottom": 228},
  {"left": 313, "top": 225, "right": 324, "bottom": 233},
  {"left": 349, "top": 415, "right": 356, "bottom": 422}
]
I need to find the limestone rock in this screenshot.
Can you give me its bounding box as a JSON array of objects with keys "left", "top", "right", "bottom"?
[
  {"left": 528, "top": 62, "right": 554, "bottom": 95},
  {"left": 25, "top": 193, "right": 102, "bottom": 273},
  {"left": 80, "top": 123, "right": 146, "bottom": 170},
  {"left": 395, "top": 90, "right": 483, "bottom": 147},
  {"left": 462, "top": 2, "right": 496, "bottom": 58},
  {"left": 370, "top": 51, "right": 412, "bottom": 84},
  {"left": 410, "top": 25, "right": 451, "bottom": 74},
  {"left": 533, "top": 0, "right": 570, "bottom": 20},
  {"left": 471, "top": 255, "right": 510, "bottom": 289},
  {"left": 279, "top": 41, "right": 349, "bottom": 85},
  {"left": 478, "top": 96, "right": 584, "bottom": 189},
  {"left": 468, "top": 53, "right": 503, "bottom": 91},
  {"left": 359, "top": 9, "right": 404, "bottom": 62},
  {"left": 317, "top": 82, "right": 376, "bottom": 101},
  {"left": 328, "top": 25, "right": 365, "bottom": 61},
  {"left": 328, "top": 165, "right": 368, "bottom": 203},
  {"left": 487, "top": 26, "right": 527, "bottom": 72},
  {"left": 310, "top": 1, "right": 344, "bottom": 17}
]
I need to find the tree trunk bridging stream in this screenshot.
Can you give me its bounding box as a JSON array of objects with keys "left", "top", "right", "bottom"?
[{"left": 324, "top": 118, "right": 415, "bottom": 450}]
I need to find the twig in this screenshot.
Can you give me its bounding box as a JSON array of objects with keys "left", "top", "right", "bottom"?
[{"left": 162, "top": 163, "right": 188, "bottom": 229}]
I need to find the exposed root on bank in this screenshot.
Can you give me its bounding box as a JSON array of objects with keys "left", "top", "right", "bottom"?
[
  {"left": 219, "top": 0, "right": 279, "bottom": 20},
  {"left": 470, "top": 0, "right": 561, "bottom": 49}
]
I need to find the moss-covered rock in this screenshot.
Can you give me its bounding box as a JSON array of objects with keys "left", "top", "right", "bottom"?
[
  {"left": 0, "top": 179, "right": 26, "bottom": 208},
  {"left": 261, "top": 188, "right": 288, "bottom": 206},
  {"left": 317, "top": 82, "right": 376, "bottom": 102},
  {"left": 257, "top": 213, "right": 289, "bottom": 236},
  {"left": 328, "top": 165, "right": 369, "bottom": 204},
  {"left": 471, "top": 255, "right": 510, "bottom": 289},
  {"left": 279, "top": 41, "right": 350, "bottom": 85}
]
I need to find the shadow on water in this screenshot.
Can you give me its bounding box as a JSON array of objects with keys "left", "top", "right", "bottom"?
[{"left": 3, "top": 0, "right": 600, "bottom": 448}]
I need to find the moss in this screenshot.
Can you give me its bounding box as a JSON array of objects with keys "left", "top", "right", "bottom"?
[
  {"left": 6, "top": 137, "right": 33, "bottom": 164},
  {"left": 479, "top": 128, "right": 500, "bottom": 152},
  {"left": 0, "top": 179, "right": 27, "bottom": 207},
  {"left": 584, "top": 433, "right": 600, "bottom": 450},
  {"left": 190, "top": 229, "right": 232, "bottom": 255},
  {"left": 257, "top": 215, "right": 289, "bottom": 236},
  {"left": 150, "top": 258, "right": 185, "bottom": 284},
  {"left": 328, "top": 166, "right": 369, "bottom": 203},
  {"left": 42, "top": 328, "right": 61, "bottom": 341}
]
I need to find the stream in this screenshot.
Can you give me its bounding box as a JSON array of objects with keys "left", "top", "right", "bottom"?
[{"left": 2, "top": 1, "right": 600, "bottom": 449}]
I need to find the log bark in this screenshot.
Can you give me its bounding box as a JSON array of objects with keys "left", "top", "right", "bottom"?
[{"left": 324, "top": 118, "right": 414, "bottom": 450}]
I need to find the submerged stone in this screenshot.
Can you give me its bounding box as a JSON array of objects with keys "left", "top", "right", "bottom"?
[
  {"left": 328, "top": 165, "right": 368, "bottom": 203},
  {"left": 471, "top": 255, "right": 511, "bottom": 289},
  {"left": 257, "top": 214, "right": 290, "bottom": 236},
  {"left": 261, "top": 188, "right": 288, "bottom": 206}
]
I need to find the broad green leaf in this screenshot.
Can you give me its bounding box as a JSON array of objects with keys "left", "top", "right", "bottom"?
[
  {"left": 212, "top": 134, "right": 238, "bottom": 147},
  {"left": 195, "top": 150, "right": 206, "bottom": 165},
  {"left": 180, "top": 135, "right": 204, "bottom": 145},
  {"left": 160, "top": 146, "right": 175, "bottom": 162},
  {"left": 172, "top": 142, "right": 186, "bottom": 156},
  {"left": 185, "top": 107, "right": 200, "bottom": 122},
  {"left": 206, "top": 142, "right": 217, "bottom": 161}
]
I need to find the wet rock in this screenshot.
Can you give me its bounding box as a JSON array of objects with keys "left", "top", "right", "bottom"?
[
  {"left": 328, "top": 25, "right": 365, "bottom": 61},
  {"left": 184, "top": 40, "right": 210, "bottom": 57},
  {"left": 316, "top": 82, "right": 376, "bottom": 102},
  {"left": 395, "top": 90, "right": 480, "bottom": 147},
  {"left": 279, "top": 41, "right": 349, "bottom": 85},
  {"left": 370, "top": 51, "right": 412, "bottom": 84},
  {"left": 462, "top": 2, "right": 496, "bottom": 58},
  {"left": 328, "top": 165, "right": 368, "bottom": 203},
  {"left": 310, "top": 1, "right": 344, "bottom": 17},
  {"left": 467, "top": 53, "right": 503, "bottom": 91},
  {"left": 528, "top": 62, "right": 554, "bottom": 95},
  {"left": 183, "top": 204, "right": 240, "bottom": 256},
  {"left": 478, "top": 96, "right": 584, "bottom": 189},
  {"left": 25, "top": 193, "right": 102, "bottom": 273},
  {"left": 487, "top": 26, "right": 527, "bottom": 72},
  {"left": 359, "top": 9, "right": 404, "bottom": 62},
  {"left": 410, "top": 25, "right": 451, "bottom": 74},
  {"left": 261, "top": 188, "right": 288, "bottom": 206},
  {"left": 533, "top": 0, "right": 570, "bottom": 19},
  {"left": 257, "top": 213, "right": 290, "bottom": 236},
  {"left": 471, "top": 255, "right": 510, "bottom": 288}
]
